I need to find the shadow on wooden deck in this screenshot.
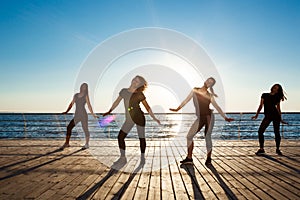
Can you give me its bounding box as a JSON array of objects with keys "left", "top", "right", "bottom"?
[{"left": 0, "top": 139, "right": 299, "bottom": 199}]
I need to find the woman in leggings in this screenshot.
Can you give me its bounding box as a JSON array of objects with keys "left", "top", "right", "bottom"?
[
  {"left": 61, "top": 83, "right": 98, "bottom": 150},
  {"left": 252, "top": 83, "right": 287, "bottom": 155},
  {"left": 170, "top": 77, "right": 233, "bottom": 165},
  {"left": 103, "top": 75, "right": 160, "bottom": 163}
]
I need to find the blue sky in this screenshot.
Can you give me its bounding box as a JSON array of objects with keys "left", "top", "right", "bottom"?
[{"left": 0, "top": 0, "right": 299, "bottom": 112}]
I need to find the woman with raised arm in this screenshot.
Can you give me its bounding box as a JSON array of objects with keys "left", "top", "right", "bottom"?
[
  {"left": 170, "top": 77, "right": 233, "bottom": 165},
  {"left": 103, "top": 75, "right": 160, "bottom": 164},
  {"left": 61, "top": 83, "right": 98, "bottom": 150},
  {"left": 252, "top": 84, "right": 287, "bottom": 155}
]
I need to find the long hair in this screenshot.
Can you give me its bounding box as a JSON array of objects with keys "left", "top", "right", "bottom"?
[
  {"left": 271, "top": 84, "right": 287, "bottom": 102},
  {"left": 207, "top": 77, "right": 218, "bottom": 97},
  {"left": 135, "top": 75, "right": 148, "bottom": 92},
  {"left": 80, "top": 83, "right": 89, "bottom": 95}
]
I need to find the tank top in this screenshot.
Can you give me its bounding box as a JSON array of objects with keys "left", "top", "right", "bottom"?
[
  {"left": 262, "top": 93, "right": 280, "bottom": 118},
  {"left": 119, "top": 88, "right": 146, "bottom": 125},
  {"left": 74, "top": 93, "right": 87, "bottom": 120},
  {"left": 193, "top": 88, "right": 211, "bottom": 117}
]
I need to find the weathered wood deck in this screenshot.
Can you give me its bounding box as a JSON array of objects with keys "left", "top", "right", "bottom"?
[{"left": 0, "top": 139, "right": 299, "bottom": 199}]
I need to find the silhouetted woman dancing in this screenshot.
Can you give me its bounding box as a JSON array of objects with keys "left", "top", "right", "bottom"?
[
  {"left": 170, "top": 77, "right": 233, "bottom": 165},
  {"left": 103, "top": 75, "right": 160, "bottom": 163},
  {"left": 252, "top": 83, "right": 287, "bottom": 155},
  {"left": 61, "top": 83, "right": 98, "bottom": 150}
]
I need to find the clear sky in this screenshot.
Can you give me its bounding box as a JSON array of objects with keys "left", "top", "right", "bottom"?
[{"left": 0, "top": 0, "right": 299, "bottom": 113}]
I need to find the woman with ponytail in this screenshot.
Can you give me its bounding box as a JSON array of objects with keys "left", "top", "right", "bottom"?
[
  {"left": 252, "top": 83, "right": 287, "bottom": 155},
  {"left": 103, "top": 75, "right": 160, "bottom": 165},
  {"left": 61, "top": 83, "right": 98, "bottom": 150},
  {"left": 170, "top": 77, "right": 233, "bottom": 165}
]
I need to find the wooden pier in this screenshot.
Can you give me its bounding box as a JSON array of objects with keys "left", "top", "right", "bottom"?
[{"left": 0, "top": 139, "right": 299, "bottom": 199}]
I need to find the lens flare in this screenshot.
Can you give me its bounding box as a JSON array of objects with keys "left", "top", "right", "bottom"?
[
  {"left": 98, "top": 115, "right": 116, "bottom": 127},
  {"left": 76, "top": 28, "right": 225, "bottom": 173}
]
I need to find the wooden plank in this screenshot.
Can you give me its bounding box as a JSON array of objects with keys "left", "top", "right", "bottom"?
[
  {"left": 230, "top": 144, "right": 300, "bottom": 199},
  {"left": 172, "top": 139, "right": 213, "bottom": 199},
  {"left": 108, "top": 144, "right": 145, "bottom": 200},
  {"left": 75, "top": 167, "right": 114, "bottom": 200},
  {"left": 26, "top": 151, "right": 85, "bottom": 199},
  {"left": 160, "top": 139, "right": 175, "bottom": 199},
  {"left": 192, "top": 141, "right": 245, "bottom": 199},
  {"left": 146, "top": 140, "right": 161, "bottom": 200},
  {"left": 67, "top": 162, "right": 110, "bottom": 199},
  {"left": 91, "top": 140, "right": 140, "bottom": 199},
  {"left": 163, "top": 139, "right": 188, "bottom": 199},
  {"left": 118, "top": 140, "right": 153, "bottom": 200},
  {"left": 212, "top": 146, "right": 269, "bottom": 199},
  {"left": 208, "top": 144, "right": 259, "bottom": 200},
  {"left": 55, "top": 158, "right": 102, "bottom": 199},
  {"left": 213, "top": 147, "right": 285, "bottom": 199},
  {"left": 0, "top": 139, "right": 300, "bottom": 200},
  {"left": 132, "top": 141, "right": 155, "bottom": 200},
  {"left": 0, "top": 148, "right": 82, "bottom": 199}
]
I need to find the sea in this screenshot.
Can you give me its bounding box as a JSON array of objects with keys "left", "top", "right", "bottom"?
[{"left": 0, "top": 113, "right": 299, "bottom": 140}]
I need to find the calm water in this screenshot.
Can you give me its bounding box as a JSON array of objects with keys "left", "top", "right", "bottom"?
[{"left": 0, "top": 113, "right": 299, "bottom": 140}]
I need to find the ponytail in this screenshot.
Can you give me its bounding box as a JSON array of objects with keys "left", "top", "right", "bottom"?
[
  {"left": 80, "top": 83, "right": 89, "bottom": 96},
  {"left": 272, "top": 84, "right": 287, "bottom": 102},
  {"left": 135, "top": 75, "right": 148, "bottom": 92},
  {"left": 210, "top": 86, "right": 218, "bottom": 97},
  {"left": 207, "top": 77, "right": 218, "bottom": 97}
]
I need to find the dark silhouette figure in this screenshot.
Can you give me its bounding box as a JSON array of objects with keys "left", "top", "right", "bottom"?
[
  {"left": 103, "top": 76, "right": 160, "bottom": 165},
  {"left": 61, "top": 83, "right": 98, "bottom": 150},
  {"left": 170, "top": 77, "right": 233, "bottom": 165},
  {"left": 252, "top": 83, "right": 287, "bottom": 155}
]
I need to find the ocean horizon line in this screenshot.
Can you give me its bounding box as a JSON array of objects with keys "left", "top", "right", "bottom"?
[{"left": 0, "top": 112, "right": 300, "bottom": 115}]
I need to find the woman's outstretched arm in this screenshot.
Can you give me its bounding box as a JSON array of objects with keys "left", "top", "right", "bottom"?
[
  {"left": 276, "top": 102, "right": 288, "bottom": 124},
  {"left": 211, "top": 96, "right": 234, "bottom": 122},
  {"left": 86, "top": 94, "right": 98, "bottom": 118},
  {"left": 142, "top": 100, "right": 161, "bottom": 125},
  {"left": 62, "top": 97, "right": 75, "bottom": 114},
  {"left": 276, "top": 102, "right": 282, "bottom": 117},
  {"left": 252, "top": 98, "right": 264, "bottom": 120},
  {"left": 103, "top": 96, "right": 122, "bottom": 116},
  {"left": 169, "top": 90, "right": 194, "bottom": 112}
]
